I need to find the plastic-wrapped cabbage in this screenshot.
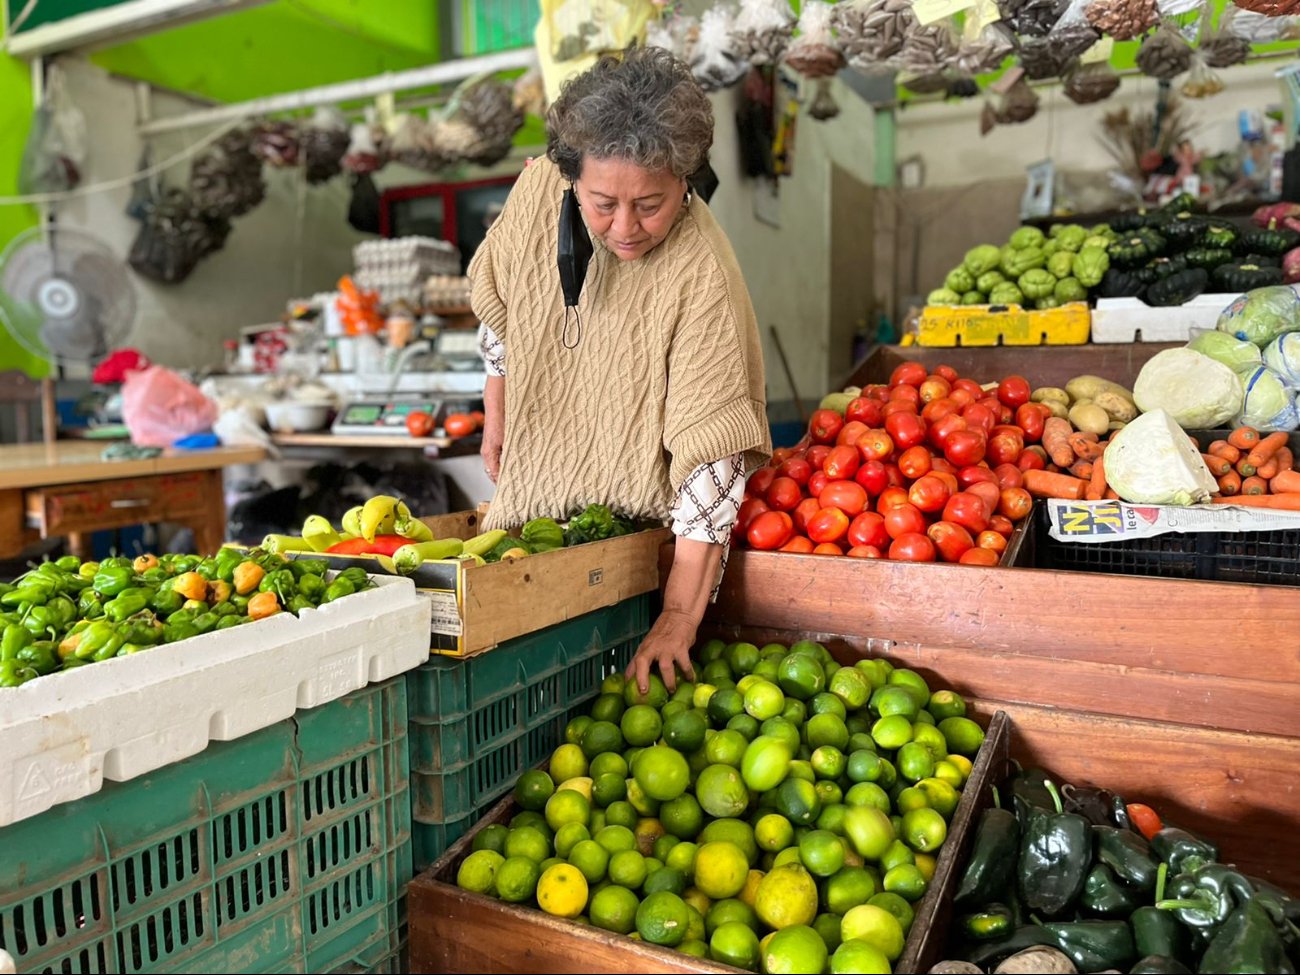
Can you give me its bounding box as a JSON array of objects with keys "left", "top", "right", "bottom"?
[
  {"left": 1133, "top": 348, "right": 1244, "bottom": 429},
  {"left": 1103, "top": 409, "right": 1216, "bottom": 505},
  {"left": 1236, "top": 365, "right": 1300, "bottom": 433},
  {"left": 1263, "top": 333, "right": 1300, "bottom": 386},
  {"left": 1216, "top": 286, "right": 1300, "bottom": 348},
  {"left": 1186, "top": 329, "right": 1262, "bottom": 374}
]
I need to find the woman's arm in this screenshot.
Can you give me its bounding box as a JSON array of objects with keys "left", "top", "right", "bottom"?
[
  {"left": 482, "top": 375, "right": 505, "bottom": 483},
  {"left": 628, "top": 537, "right": 721, "bottom": 693}
]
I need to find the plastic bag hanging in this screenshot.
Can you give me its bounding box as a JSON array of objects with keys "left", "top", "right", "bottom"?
[
  {"left": 1221, "top": 6, "right": 1300, "bottom": 43},
  {"left": 1063, "top": 61, "right": 1122, "bottom": 103},
  {"left": 190, "top": 127, "right": 265, "bottom": 219},
  {"left": 125, "top": 148, "right": 156, "bottom": 221},
  {"left": 1229, "top": 0, "right": 1300, "bottom": 15},
  {"left": 342, "top": 113, "right": 382, "bottom": 174},
  {"left": 18, "top": 63, "right": 88, "bottom": 196},
  {"left": 998, "top": 0, "right": 1070, "bottom": 36},
  {"left": 300, "top": 107, "right": 351, "bottom": 185},
  {"left": 833, "top": 0, "right": 911, "bottom": 73},
  {"left": 1181, "top": 56, "right": 1224, "bottom": 98},
  {"left": 809, "top": 78, "right": 841, "bottom": 119},
  {"left": 1136, "top": 22, "right": 1194, "bottom": 80},
  {"left": 1084, "top": 0, "right": 1160, "bottom": 40},
  {"left": 784, "top": 1, "right": 845, "bottom": 78},
  {"left": 732, "top": 0, "right": 795, "bottom": 65},
  {"left": 250, "top": 119, "right": 301, "bottom": 168},
  {"left": 690, "top": 7, "right": 748, "bottom": 91},
  {"left": 954, "top": 23, "right": 1016, "bottom": 75},
  {"left": 646, "top": 12, "right": 700, "bottom": 60}
]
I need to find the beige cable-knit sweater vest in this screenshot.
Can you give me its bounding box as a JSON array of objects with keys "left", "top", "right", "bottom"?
[{"left": 469, "top": 158, "right": 771, "bottom": 530}]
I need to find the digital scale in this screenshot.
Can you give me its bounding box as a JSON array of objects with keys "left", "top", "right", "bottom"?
[{"left": 331, "top": 396, "right": 479, "bottom": 437}]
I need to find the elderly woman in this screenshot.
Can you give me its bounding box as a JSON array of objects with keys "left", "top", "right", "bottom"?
[{"left": 470, "top": 46, "right": 770, "bottom": 693}]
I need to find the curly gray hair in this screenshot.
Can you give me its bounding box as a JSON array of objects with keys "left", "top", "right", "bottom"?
[{"left": 546, "top": 46, "right": 714, "bottom": 183}]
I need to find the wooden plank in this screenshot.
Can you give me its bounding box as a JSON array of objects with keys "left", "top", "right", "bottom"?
[
  {"left": 0, "top": 489, "right": 38, "bottom": 558},
  {"left": 0, "top": 443, "right": 265, "bottom": 491},
  {"left": 703, "top": 550, "right": 1300, "bottom": 683},
  {"left": 271, "top": 432, "right": 453, "bottom": 449},
  {"left": 968, "top": 700, "right": 1300, "bottom": 891}
]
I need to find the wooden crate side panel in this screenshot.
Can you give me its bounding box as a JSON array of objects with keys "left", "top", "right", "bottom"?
[{"left": 419, "top": 510, "right": 484, "bottom": 540}]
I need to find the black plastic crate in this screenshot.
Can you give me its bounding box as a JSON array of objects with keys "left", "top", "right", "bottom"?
[{"left": 1030, "top": 504, "right": 1300, "bottom": 587}]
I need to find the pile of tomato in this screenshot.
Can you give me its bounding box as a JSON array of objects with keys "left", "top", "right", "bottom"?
[{"left": 735, "top": 363, "right": 1051, "bottom": 564}]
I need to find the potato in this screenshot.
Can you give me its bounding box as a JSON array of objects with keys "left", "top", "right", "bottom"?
[
  {"left": 928, "top": 964, "right": 982, "bottom": 975},
  {"left": 1108, "top": 420, "right": 1127, "bottom": 432},
  {"left": 1094, "top": 389, "right": 1138, "bottom": 423},
  {"left": 1066, "top": 375, "right": 1135, "bottom": 406},
  {"left": 994, "top": 947, "right": 1077, "bottom": 974},
  {"left": 1042, "top": 399, "right": 1070, "bottom": 419},
  {"left": 1069, "top": 402, "right": 1110, "bottom": 436},
  {"left": 1031, "top": 387, "right": 1069, "bottom": 405}
]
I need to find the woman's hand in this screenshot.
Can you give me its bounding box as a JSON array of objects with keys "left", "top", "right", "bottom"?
[
  {"left": 482, "top": 375, "right": 505, "bottom": 483},
  {"left": 627, "top": 609, "right": 697, "bottom": 694}
]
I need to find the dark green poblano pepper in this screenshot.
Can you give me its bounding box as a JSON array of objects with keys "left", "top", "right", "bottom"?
[
  {"left": 1095, "top": 824, "right": 1159, "bottom": 891},
  {"left": 1017, "top": 779, "right": 1091, "bottom": 918},
  {"left": 955, "top": 802, "right": 1020, "bottom": 908},
  {"left": 1198, "top": 896, "right": 1297, "bottom": 975}
]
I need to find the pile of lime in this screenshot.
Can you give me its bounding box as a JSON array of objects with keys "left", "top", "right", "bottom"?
[{"left": 455, "top": 638, "right": 985, "bottom": 974}]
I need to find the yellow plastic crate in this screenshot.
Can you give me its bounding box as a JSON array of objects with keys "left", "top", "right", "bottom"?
[{"left": 916, "top": 301, "right": 1091, "bottom": 347}]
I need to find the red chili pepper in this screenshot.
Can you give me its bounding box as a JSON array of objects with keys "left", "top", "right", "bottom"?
[
  {"left": 1126, "top": 802, "right": 1163, "bottom": 841},
  {"left": 325, "top": 538, "right": 378, "bottom": 555}
]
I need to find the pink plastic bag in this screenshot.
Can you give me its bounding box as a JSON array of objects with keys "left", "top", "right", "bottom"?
[{"left": 121, "top": 366, "right": 218, "bottom": 448}]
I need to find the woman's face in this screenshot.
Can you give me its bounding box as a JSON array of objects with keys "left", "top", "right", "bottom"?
[{"left": 575, "top": 156, "right": 687, "bottom": 261}]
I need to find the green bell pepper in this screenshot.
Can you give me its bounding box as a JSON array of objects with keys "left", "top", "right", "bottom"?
[
  {"left": 1198, "top": 896, "right": 1295, "bottom": 975},
  {"left": 79, "top": 589, "right": 106, "bottom": 620},
  {"left": 195, "top": 557, "right": 219, "bottom": 580},
  {"left": 92, "top": 567, "right": 136, "bottom": 598},
  {"left": 212, "top": 601, "right": 239, "bottom": 618},
  {"left": 1017, "top": 780, "right": 1091, "bottom": 918},
  {"left": 521, "top": 517, "right": 565, "bottom": 553},
  {"left": 216, "top": 614, "right": 245, "bottom": 630},
  {"left": 287, "top": 594, "right": 314, "bottom": 615},
  {"left": 338, "top": 567, "right": 370, "bottom": 590},
  {"left": 17, "top": 640, "right": 58, "bottom": 675},
  {"left": 297, "top": 573, "right": 326, "bottom": 600},
  {"left": 22, "top": 606, "right": 54, "bottom": 638},
  {"left": 1, "top": 623, "right": 32, "bottom": 661},
  {"left": 322, "top": 577, "right": 356, "bottom": 604},
  {"left": 92, "top": 628, "right": 127, "bottom": 662},
  {"left": 151, "top": 588, "right": 185, "bottom": 616},
  {"left": 105, "top": 590, "right": 152, "bottom": 623},
  {"left": 192, "top": 612, "right": 220, "bottom": 635},
  {"left": 78, "top": 561, "right": 100, "bottom": 580},
  {"left": 258, "top": 569, "right": 296, "bottom": 597},
  {"left": 0, "top": 659, "right": 35, "bottom": 687},
  {"left": 1018, "top": 269, "right": 1057, "bottom": 300},
  {"left": 163, "top": 621, "right": 200, "bottom": 643},
  {"left": 955, "top": 805, "right": 1019, "bottom": 907},
  {"left": 1129, "top": 956, "right": 1193, "bottom": 974},
  {"left": 2, "top": 578, "right": 54, "bottom": 607},
  {"left": 123, "top": 617, "right": 163, "bottom": 646},
  {"left": 287, "top": 558, "right": 328, "bottom": 579},
  {"left": 231, "top": 594, "right": 251, "bottom": 613},
  {"left": 1079, "top": 862, "right": 1142, "bottom": 917},
  {"left": 1095, "top": 825, "right": 1158, "bottom": 890},
  {"left": 1074, "top": 245, "right": 1111, "bottom": 287},
  {"left": 1133, "top": 891, "right": 1192, "bottom": 967},
  {"left": 1043, "top": 920, "right": 1137, "bottom": 973},
  {"left": 139, "top": 567, "right": 168, "bottom": 587},
  {"left": 55, "top": 555, "right": 81, "bottom": 572},
  {"left": 957, "top": 903, "right": 1013, "bottom": 941},
  {"left": 1151, "top": 827, "right": 1218, "bottom": 875},
  {"left": 1158, "top": 862, "right": 1256, "bottom": 935},
  {"left": 100, "top": 556, "right": 132, "bottom": 569}
]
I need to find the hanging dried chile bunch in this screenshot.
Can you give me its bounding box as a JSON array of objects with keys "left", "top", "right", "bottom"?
[
  {"left": 1084, "top": 0, "right": 1159, "bottom": 41},
  {"left": 454, "top": 79, "right": 525, "bottom": 166},
  {"left": 784, "top": 1, "right": 845, "bottom": 78},
  {"left": 833, "top": 0, "right": 911, "bottom": 72},
  {"left": 1136, "top": 23, "right": 1193, "bottom": 80},
  {"left": 300, "top": 108, "right": 351, "bottom": 185},
  {"left": 1063, "top": 60, "right": 1122, "bottom": 103},
  {"left": 250, "top": 119, "right": 301, "bottom": 167},
  {"left": 190, "top": 127, "right": 265, "bottom": 219},
  {"left": 129, "top": 187, "right": 230, "bottom": 285},
  {"left": 1018, "top": 36, "right": 1074, "bottom": 79},
  {"left": 998, "top": 0, "right": 1069, "bottom": 37},
  {"left": 732, "top": 0, "right": 796, "bottom": 66}
]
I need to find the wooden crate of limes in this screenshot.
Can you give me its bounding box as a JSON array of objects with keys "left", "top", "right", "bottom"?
[{"left": 408, "top": 635, "right": 1007, "bottom": 974}]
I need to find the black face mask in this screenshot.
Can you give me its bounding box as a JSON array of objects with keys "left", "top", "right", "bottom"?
[{"left": 558, "top": 185, "right": 593, "bottom": 349}]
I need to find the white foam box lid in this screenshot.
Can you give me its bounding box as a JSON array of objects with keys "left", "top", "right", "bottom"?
[
  {"left": 1091, "top": 294, "right": 1238, "bottom": 343},
  {"left": 0, "top": 573, "right": 431, "bottom": 828}
]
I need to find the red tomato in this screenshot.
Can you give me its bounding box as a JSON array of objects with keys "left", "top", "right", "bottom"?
[
  {"left": 877, "top": 486, "right": 911, "bottom": 513},
  {"left": 920, "top": 397, "right": 960, "bottom": 425},
  {"left": 793, "top": 497, "right": 822, "bottom": 533},
  {"left": 885, "top": 411, "right": 927, "bottom": 450},
  {"left": 780, "top": 535, "right": 815, "bottom": 554},
  {"left": 890, "top": 384, "right": 921, "bottom": 409},
  {"left": 889, "top": 532, "right": 936, "bottom": 562},
  {"left": 406, "top": 411, "right": 435, "bottom": 437},
  {"left": 820, "top": 480, "right": 869, "bottom": 518},
  {"left": 747, "top": 511, "right": 794, "bottom": 550},
  {"left": 855, "top": 459, "right": 888, "bottom": 496},
  {"left": 993, "top": 463, "right": 1024, "bottom": 489},
  {"left": 978, "top": 530, "right": 1008, "bottom": 553},
  {"left": 808, "top": 409, "right": 844, "bottom": 445},
  {"left": 846, "top": 545, "right": 884, "bottom": 559},
  {"left": 993, "top": 401, "right": 1015, "bottom": 425},
  {"left": 884, "top": 463, "right": 907, "bottom": 489},
  {"left": 931, "top": 471, "right": 960, "bottom": 495},
  {"left": 846, "top": 397, "right": 884, "bottom": 427},
  {"left": 927, "top": 520, "right": 975, "bottom": 562},
  {"left": 771, "top": 447, "right": 793, "bottom": 467},
  {"left": 943, "top": 491, "right": 990, "bottom": 535},
  {"left": 736, "top": 497, "right": 770, "bottom": 537},
  {"left": 882, "top": 398, "right": 918, "bottom": 419},
  {"left": 929, "top": 413, "right": 969, "bottom": 452},
  {"left": 967, "top": 481, "right": 1001, "bottom": 519},
  {"left": 444, "top": 413, "right": 477, "bottom": 438},
  {"left": 949, "top": 387, "right": 975, "bottom": 408},
  {"left": 847, "top": 511, "right": 889, "bottom": 549},
  {"left": 989, "top": 514, "right": 1016, "bottom": 536},
  {"left": 836, "top": 421, "right": 870, "bottom": 448},
  {"left": 909, "top": 474, "right": 952, "bottom": 514},
  {"left": 857, "top": 429, "right": 895, "bottom": 463},
  {"left": 1015, "top": 403, "right": 1047, "bottom": 443},
  {"left": 960, "top": 402, "right": 996, "bottom": 436},
  {"left": 930, "top": 457, "right": 958, "bottom": 477},
  {"left": 824, "top": 445, "right": 861, "bottom": 480},
  {"left": 959, "top": 547, "right": 1000, "bottom": 566},
  {"left": 866, "top": 384, "right": 891, "bottom": 400},
  {"left": 807, "top": 507, "right": 850, "bottom": 544},
  {"left": 919, "top": 377, "right": 952, "bottom": 404},
  {"left": 780, "top": 458, "right": 812, "bottom": 486},
  {"left": 987, "top": 430, "right": 1024, "bottom": 467},
  {"left": 813, "top": 542, "right": 845, "bottom": 556},
  {"left": 747, "top": 468, "right": 776, "bottom": 498},
  {"left": 1017, "top": 449, "right": 1047, "bottom": 472},
  {"left": 952, "top": 378, "right": 984, "bottom": 398},
  {"left": 766, "top": 477, "right": 802, "bottom": 512},
  {"left": 890, "top": 362, "right": 928, "bottom": 388},
  {"left": 884, "top": 502, "right": 926, "bottom": 540},
  {"left": 959, "top": 465, "right": 999, "bottom": 489},
  {"left": 998, "top": 487, "right": 1033, "bottom": 522},
  {"left": 934, "top": 364, "right": 959, "bottom": 384},
  {"left": 944, "top": 429, "right": 987, "bottom": 468},
  {"left": 807, "top": 470, "right": 830, "bottom": 498},
  {"left": 997, "top": 375, "right": 1031, "bottom": 409},
  {"left": 806, "top": 444, "right": 832, "bottom": 470},
  {"left": 897, "top": 445, "right": 933, "bottom": 480}
]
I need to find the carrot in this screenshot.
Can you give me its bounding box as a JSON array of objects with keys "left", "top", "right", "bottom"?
[
  {"left": 1275, "top": 446, "right": 1294, "bottom": 474},
  {"left": 1126, "top": 803, "right": 1163, "bottom": 841},
  {"left": 1023, "top": 469, "right": 1088, "bottom": 500},
  {"left": 1069, "top": 460, "right": 1094, "bottom": 480},
  {"left": 1241, "top": 476, "right": 1269, "bottom": 496},
  {"left": 1042, "top": 417, "right": 1074, "bottom": 468},
  {"left": 1212, "top": 492, "right": 1300, "bottom": 509},
  {"left": 1103, "top": 487, "right": 1120, "bottom": 500},
  {"left": 1207, "top": 440, "right": 1240, "bottom": 463},
  {"left": 1217, "top": 470, "right": 1242, "bottom": 496},
  {"left": 1086, "top": 455, "right": 1107, "bottom": 501},
  {"left": 1270, "top": 469, "right": 1300, "bottom": 494},
  {"left": 1070, "top": 436, "right": 1106, "bottom": 462},
  {"left": 1245, "top": 429, "right": 1288, "bottom": 467},
  {"left": 1236, "top": 456, "right": 1256, "bottom": 477},
  {"left": 1228, "top": 426, "right": 1260, "bottom": 450},
  {"left": 1201, "top": 453, "right": 1232, "bottom": 476},
  {"left": 1257, "top": 457, "right": 1280, "bottom": 480}
]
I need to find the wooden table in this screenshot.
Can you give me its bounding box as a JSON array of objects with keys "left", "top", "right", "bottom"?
[{"left": 0, "top": 442, "right": 266, "bottom": 559}]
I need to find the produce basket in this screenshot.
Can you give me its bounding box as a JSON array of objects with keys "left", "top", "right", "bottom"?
[
  {"left": 408, "top": 595, "right": 650, "bottom": 871},
  {"left": 914, "top": 302, "right": 1090, "bottom": 347},
  {"left": 0, "top": 573, "right": 430, "bottom": 828},
  {"left": 0, "top": 678, "right": 411, "bottom": 975},
  {"left": 407, "top": 712, "right": 1010, "bottom": 974}
]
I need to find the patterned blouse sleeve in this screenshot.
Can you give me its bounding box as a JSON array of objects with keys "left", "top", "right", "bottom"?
[
  {"left": 478, "top": 323, "right": 506, "bottom": 377},
  {"left": 669, "top": 453, "right": 747, "bottom": 603}
]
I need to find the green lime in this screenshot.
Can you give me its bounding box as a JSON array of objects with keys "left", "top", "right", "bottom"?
[
  {"left": 550, "top": 743, "right": 589, "bottom": 783},
  {"left": 870, "top": 685, "right": 919, "bottom": 721},
  {"left": 815, "top": 781, "right": 842, "bottom": 808},
  {"left": 932, "top": 760, "right": 964, "bottom": 789},
  {"left": 472, "top": 823, "right": 509, "bottom": 854},
  {"left": 895, "top": 786, "right": 929, "bottom": 814},
  {"left": 847, "top": 750, "right": 884, "bottom": 784},
  {"left": 799, "top": 830, "right": 846, "bottom": 878},
  {"left": 699, "top": 638, "right": 727, "bottom": 663},
  {"left": 879, "top": 839, "right": 914, "bottom": 872},
  {"left": 840, "top": 904, "right": 905, "bottom": 961},
  {"left": 726, "top": 642, "right": 761, "bottom": 675},
  {"left": 814, "top": 912, "right": 844, "bottom": 953},
  {"left": 495, "top": 855, "right": 541, "bottom": 902},
  {"left": 773, "top": 846, "right": 803, "bottom": 869},
  {"left": 693, "top": 683, "right": 718, "bottom": 709},
  {"left": 778, "top": 654, "right": 826, "bottom": 701},
  {"left": 896, "top": 741, "right": 936, "bottom": 783},
  {"left": 680, "top": 938, "right": 709, "bottom": 958},
  {"left": 911, "top": 723, "right": 949, "bottom": 763},
  {"left": 695, "top": 841, "right": 750, "bottom": 899},
  {"left": 554, "top": 822, "right": 591, "bottom": 858},
  {"left": 844, "top": 782, "right": 890, "bottom": 814},
  {"left": 781, "top": 698, "right": 808, "bottom": 726},
  {"left": 608, "top": 848, "right": 648, "bottom": 889},
  {"left": 842, "top": 806, "right": 895, "bottom": 861},
  {"left": 870, "top": 714, "right": 913, "bottom": 750},
  {"left": 685, "top": 900, "right": 708, "bottom": 941},
  {"left": 869, "top": 892, "right": 914, "bottom": 934},
  {"left": 755, "top": 813, "right": 795, "bottom": 853},
  {"left": 736, "top": 674, "right": 762, "bottom": 695},
  {"left": 672, "top": 681, "right": 697, "bottom": 705},
  {"left": 602, "top": 672, "right": 628, "bottom": 695},
  {"left": 620, "top": 705, "right": 663, "bottom": 747},
  {"left": 637, "top": 890, "right": 692, "bottom": 947},
  {"left": 456, "top": 849, "right": 504, "bottom": 894},
  {"left": 595, "top": 824, "right": 637, "bottom": 854},
  {"left": 662, "top": 701, "right": 688, "bottom": 721},
  {"left": 711, "top": 920, "right": 761, "bottom": 969},
  {"left": 661, "top": 793, "right": 705, "bottom": 839},
  {"left": 875, "top": 758, "right": 898, "bottom": 791},
  {"left": 707, "top": 897, "right": 760, "bottom": 935},
  {"left": 569, "top": 839, "right": 610, "bottom": 883},
  {"left": 847, "top": 725, "right": 873, "bottom": 747},
  {"left": 708, "top": 688, "right": 745, "bottom": 725},
  {"left": 822, "top": 866, "right": 878, "bottom": 915},
  {"left": 887, "top": 668, "right": 930, "bottom": 707},
  {"left": 604, "top": 801, "right": 638, "bottom": 830},
  {"left": 590, "top": 692, "right": 626, "bottom": 724},
  {"left": 590, "top": 884, "right": 640, "bottom": 934},
  {"left": 754, "top": 657, "right": 781, "bottom": 683},
  {"left": 701, "top": 659, "right": 733, "bottom": 685},
  {"left": 504, "top": 826, "right": 551, "bottom": 863},
  {"left": 927, "top": 689, "right": 967, "bottom": 721},
  {"left": 759, "top": 642, "right": 788, "bottom": 659},
  {"left": 914, "top": 710, "right": 935, "bottom": 727},
  {"left": 665, "top": 840, "right": 699, "bottom": 877},
  {"left": 592, "top": 772, "right": 627, "bottom": 807},
  {"left": 916, "top": 777, "right": 960, "bottom": 818},
  {"left": 633, "top": 745, "right": 691, "bottom": 802},
  {"left": 654, "top": 833, "right": 680, "bottom": 863},
  {"left": 760, "top": 717, "right": 803, "bottom": 755},
  {"left": 706, "top": 728, "right": 749, "bottom": 768},
  {"left": 590, "top": 809, "right": 607, "bottom": 834},
  {"left": 565, "top": 715, "right": 593, "bottom": 746},
  {"left": 644, "top": 866, "right": 688, "bottom": 897},
  {"left": 884, "top": 863, "right": 927, "bottom": 902},
  {"left": 510, "top": 810, "right": 550, "bottom": 836},
  {"left": 787, "top": 759, "right": 816, "bottom": 784},
  {"left": 663, "top": 709, "right": 708, "bottom": 754},
  {"left": 539, "top": 856, "right": 564, "bottom": 873},
  {"left": 811, "top": 746, "right": 846, "bottom": 780},
  {"left": 763, "top": 924, "right": 828, "bottom": 975},
  {"left": 939, "top": 716, "right": 986, "bottom": 757},
  {"left": 817, "top": 803, "right": 848, "bottom": 837},
  {"left": 697, "top": 764, "right": 750, "bottom": 819},
  {"left": 514, "top": 769, "right": 556, "bottom": 812},
  {"left": 809, "top": 692, "right": 848, "bottom": 720},
  {"left": 831, "top": 939, "right": 892, "bottom": 974},
  {"left": 743, "top": 679, "right": 786, "bottom": 721},
  {"left": 774, "top": 777, "right": 821, "bottom": 827},
  {"left": 624, "top": 673, "right": 670, "bottom": 708},
  {"left": 742, "top": 736, "right": 793, "bottom": 792},
  {"left": 854, "top": 659, "right": 890, "bottom": 691},
  {"left": 545, "top": 789, "right": 591, "bottom": 831},
  {"left": 806, "top": 713, "right": 850, "bottom": 750},
  {"left": 902, "top": 807, "right": 947, "bottom": 853},
  {"left": 700, "top": 818, "right": 760, "bottom": 865},
  {"left": 625, "top": 777, "right": 661, "bottom": 816},
  {"left": 789, "top": 640, "right": 829, "bottom": 661},
  {"left": 727, "top": 713, "right": 761, "bottom": 741}
]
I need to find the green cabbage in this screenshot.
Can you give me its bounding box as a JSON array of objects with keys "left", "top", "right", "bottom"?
[
  {"left": 1104, "top": 410, "right": 1216, "bottom": 505},
  {"left": 1263, "top": 333, "right": 1300, "bottom": 385},
  {"left": 1133, "top": 348, "right": 1243, "bottom": 429},
  {"left": 1237, "top": 366, "right": 1300, "bottom": 432},
  {"left": 1186, "top": 330, "right": 1262, "bottom": 374},
  {"left": 1216, "top": 286, "right": 1300, "bottom": 347}
]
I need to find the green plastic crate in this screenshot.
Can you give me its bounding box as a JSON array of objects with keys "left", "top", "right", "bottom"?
[
  {"left": 0, "top": 680, "right": 411, "bottom": 975},
  {"left": 408, "top": 596, "right": 649, "bottom": 870}
]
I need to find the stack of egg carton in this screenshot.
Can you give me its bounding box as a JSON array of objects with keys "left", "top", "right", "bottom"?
[{"left": 354, "top": 237, "right": 460, "bottom": 306}]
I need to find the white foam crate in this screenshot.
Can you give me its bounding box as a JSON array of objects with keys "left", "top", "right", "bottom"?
[
  {"left": 0, "top": 573, "right": 431, "bottom": 827},
  {"left": 1090, "top": 293, "right": 1238, "bottom": 343}
]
